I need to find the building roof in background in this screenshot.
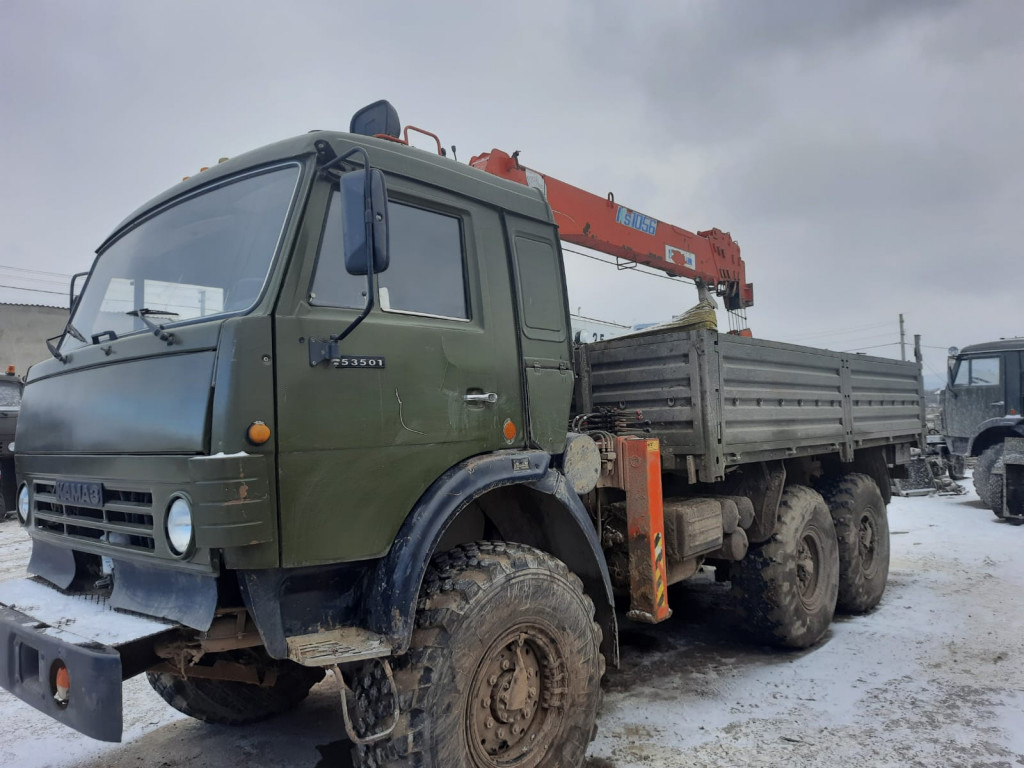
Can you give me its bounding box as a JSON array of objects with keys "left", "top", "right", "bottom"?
[{"left": 0, "top": 299, "right": 67, "bottom": 310}]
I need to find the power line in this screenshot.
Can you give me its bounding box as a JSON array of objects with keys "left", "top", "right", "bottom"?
[
  {"left": 0, "top": 264, "right": 74, "bottom": 280},
  {"left": 789, "top": 321, "right": 893, "bottom": 343},
  {"left": 922, "top": 358, "right": 947, "bottom": 383},
  {"left": 0, "top": 283, "right": 67, "bottom": 296},
  {"left": 841, "top": 342, "right": 901, "bottom": 352}
]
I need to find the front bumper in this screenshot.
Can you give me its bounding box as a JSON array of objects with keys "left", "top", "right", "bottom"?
[{"left": 0, "top": 578, "right": 173, "bottom": 742}]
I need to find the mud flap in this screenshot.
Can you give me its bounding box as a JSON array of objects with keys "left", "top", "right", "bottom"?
[{"left": 1003, "top": 438, "right": 1024, "bottom": 519}]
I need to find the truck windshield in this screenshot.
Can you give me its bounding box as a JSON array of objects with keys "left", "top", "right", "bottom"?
[
  {"left": 63, "top": 164, "right": 300, "bottom": 350},
  {"left": 0, "top": 379, "right": 21, "bottom": 407}
]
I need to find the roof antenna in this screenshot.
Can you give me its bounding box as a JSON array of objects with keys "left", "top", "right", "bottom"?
[{"left": 450, "top": 145, "right": 458, "bottom": 162}]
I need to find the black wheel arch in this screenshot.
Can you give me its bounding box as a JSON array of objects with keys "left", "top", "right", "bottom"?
[
  {"left": 968, "top": 419, "right": 1024, "bottom": 456},
  {"left": 368, "top": 450, "right": 618, "bottom": 667}
]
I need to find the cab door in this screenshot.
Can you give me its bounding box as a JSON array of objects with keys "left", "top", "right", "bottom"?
[
  {"left": 273, "top": 177, "right": 524, "bottom": 566},
  {"left": 504, "top": 213, "right": 574, "bottom": 453},
  {"left": 945, "top": 354, "right": 1005, "bottom": 439},
  {"left": 1009, "top": 351, "right": 1023, "bottom": 415}
]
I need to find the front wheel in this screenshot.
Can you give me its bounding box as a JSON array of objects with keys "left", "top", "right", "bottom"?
[
  {"left": 945, "top": 453, "right": 967, "bottom": 481},
  {"left": 146, "top": 652, "right": 324, "bottom": 726},
  {"left": 352, "top": 542, "right": 604, "bottom": 768},
  {"left": 820, "top": 473, "right": 890, "bottom": 613},
  {"left": 730, "top": 485, "right": 839, "bottom": 649},
  {"left": 974, "top": 444, "right": 1003, "bottom": 512}
]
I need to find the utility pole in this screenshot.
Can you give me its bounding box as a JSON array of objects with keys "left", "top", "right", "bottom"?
[{"left": 899, "top": 313, "right": 906, "bottom": 361}]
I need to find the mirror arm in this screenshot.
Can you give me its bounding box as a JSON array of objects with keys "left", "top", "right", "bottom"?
[{"left": 309, "top": 146, "right": 378, "bottom": 367}]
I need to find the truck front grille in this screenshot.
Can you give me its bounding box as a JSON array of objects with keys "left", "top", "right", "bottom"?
[{"left": 32, "top": 481, "right": 156, "bottom": 552}]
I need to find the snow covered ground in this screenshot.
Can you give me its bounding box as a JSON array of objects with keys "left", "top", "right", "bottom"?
[{"left": 1, "top": 479, "right": 1022, "bottom": 767}]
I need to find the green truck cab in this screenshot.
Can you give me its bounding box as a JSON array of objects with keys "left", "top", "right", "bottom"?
[
  {"left": 0, "top": 102, "right": 923, "bottom": 766},
  {"left": 0, "top": 370, "right": 22, "bottom": 515},
  {"left": 939, "top": 339, "right": 1024, "bottom": 516},
  {"left": 1, "top": 103, "right": 609, "bottom": 760}
]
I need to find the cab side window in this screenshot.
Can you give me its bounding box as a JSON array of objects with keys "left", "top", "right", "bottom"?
[
  {"left": 952, "top": 357, "right": 1001, "bottom": 386},
  {"left": 309, "top": 191, "right": 367, "bottom": 309},
  {"left": 380, "top": 202, "right": 468, "bottom": 319},
  {"left": 309, "top": 193, "right": 468, "bottom": 320}
]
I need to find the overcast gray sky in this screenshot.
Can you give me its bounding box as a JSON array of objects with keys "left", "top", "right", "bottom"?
[{"left": 1, "top": 0, "right": 1021, "bottom": 385}]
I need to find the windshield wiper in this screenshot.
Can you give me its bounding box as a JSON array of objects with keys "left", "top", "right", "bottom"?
[{"left": 126, "top": 308, "right": 179, "bottom": 344}]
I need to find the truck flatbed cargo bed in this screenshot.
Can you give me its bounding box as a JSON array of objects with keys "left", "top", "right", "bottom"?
[{"left": 577, "top": 328, "right": 925, "bottom": 482}]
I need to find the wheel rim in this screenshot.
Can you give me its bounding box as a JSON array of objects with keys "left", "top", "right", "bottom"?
[
  {"left": 858, "top": 508, "right": 878, "bottom": 576},
  {"left": 466, "top": 625, "right": 565, "bottom": 767},
  {"left": 796, "top": 528, "right": 826, "bottom": 610}
]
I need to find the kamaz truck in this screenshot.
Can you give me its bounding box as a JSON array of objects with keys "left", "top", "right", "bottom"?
[
  {"left": 0, "top": 101, "right": 925, "bottom": 767},
  {"left": 939, "top": 339, "right": 1024, "bottom": 517},
  {"left": 0, "top": 368, "right": 23, "bottom": 516}
]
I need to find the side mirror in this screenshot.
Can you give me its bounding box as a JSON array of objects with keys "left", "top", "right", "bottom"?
[
  {"left": 69, "top": 271, "right": 89, "bottom": 311},
  {"left": 342, "top": 168, "right": 389, "bottom": 276}
]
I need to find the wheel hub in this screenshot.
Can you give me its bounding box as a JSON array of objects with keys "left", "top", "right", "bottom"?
[
  {"left": 859, "top": 511, "right": 877, "bottom": 572},
  {"left": 467, "top": 629, "right": 562, "bottom": 767},
  {"left": 797, "top": 533, "right": 823, "bottom": 608}
]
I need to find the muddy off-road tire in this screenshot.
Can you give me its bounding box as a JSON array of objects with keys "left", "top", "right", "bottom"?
[
  {"left": 351, "top": 541, "right": 604, "bottom": 768},
  {"left": 730, "top": 485, "right": 839, "bottom": 649},
  {"left": 974, "top": 444, "right": 1004, "bottom": 512},
  {"left": 819, "top": 473, "right": 890, "bottom": 614},
  {"left": 146, "top": 656, "right": 324, "bottom": 726}
]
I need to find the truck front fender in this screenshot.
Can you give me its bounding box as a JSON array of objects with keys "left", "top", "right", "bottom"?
[
  {"left": 369, "top": 450, "right": 617, "bottom": 665},
  {"left": 968, "top": 417, "right": 1024, "bottom": 456}
]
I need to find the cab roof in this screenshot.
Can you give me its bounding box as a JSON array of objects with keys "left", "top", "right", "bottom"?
[
  {"left": 103, "top": 131, "right": 553, "bottom": 250},
  {"left": 960, "top": 338, "right": 1024, "bottom": 356}
]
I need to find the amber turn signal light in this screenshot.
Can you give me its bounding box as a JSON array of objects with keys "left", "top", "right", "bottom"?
[{"left": 247, "top": 421, "right": 272, "bottom": 445}]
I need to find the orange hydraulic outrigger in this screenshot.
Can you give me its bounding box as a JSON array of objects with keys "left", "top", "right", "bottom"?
[{"left": 470, "top": 148, "right": 754, "bottom": 332}]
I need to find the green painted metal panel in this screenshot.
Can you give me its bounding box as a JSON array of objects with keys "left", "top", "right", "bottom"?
[{"left": 273, "top": 176, "right": 525, "bottom": 565}]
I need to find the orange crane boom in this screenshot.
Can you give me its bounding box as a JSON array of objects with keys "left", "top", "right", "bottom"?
[{"left": 470, "top": 148, "right": 754, "bottom": 325}]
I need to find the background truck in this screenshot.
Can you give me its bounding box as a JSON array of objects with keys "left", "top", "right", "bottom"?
[
  {"left": 937, "top": 339, "right": 1024, "bottom": 516},
  {"left": 0, "top": 101, "right": 924, "bottom": 767},
  {"left": 0, "top": 368, "right": 23, "bottom": 516}
]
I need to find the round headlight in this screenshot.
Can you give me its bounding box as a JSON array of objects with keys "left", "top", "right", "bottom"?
[
  {"left": 166, "top": 497, "right": 194, "bottom": 555},
  {"left": 17, "top": 484, "right": 29, "bottom": 524}
]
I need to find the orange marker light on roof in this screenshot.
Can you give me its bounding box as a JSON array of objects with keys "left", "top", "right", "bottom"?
[{"left": 247, "top": 421, "right": 271, "bottom": 445}]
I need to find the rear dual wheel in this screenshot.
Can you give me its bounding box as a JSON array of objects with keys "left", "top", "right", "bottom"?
[
  {"left": 819, "top": 473, "right": 890, "bottom": 613},
  {"left": 731, "top": 485, "right": 840, "bottom": 649}
]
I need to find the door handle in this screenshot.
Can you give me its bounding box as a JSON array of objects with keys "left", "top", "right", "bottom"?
[
  {"left": 464, "top": 392, "right": 498, "bottom": 404},
  {"left": 992, "top": 401, "right": 1005, "bottom": 406}
]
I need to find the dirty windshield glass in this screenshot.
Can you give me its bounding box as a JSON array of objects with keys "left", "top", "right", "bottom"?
[
  {"left": 63, "top": 165, "right": 300, "bottom": 350},
  {"left": 0, "top": 380, "right": 21, "bottom": 407}
]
